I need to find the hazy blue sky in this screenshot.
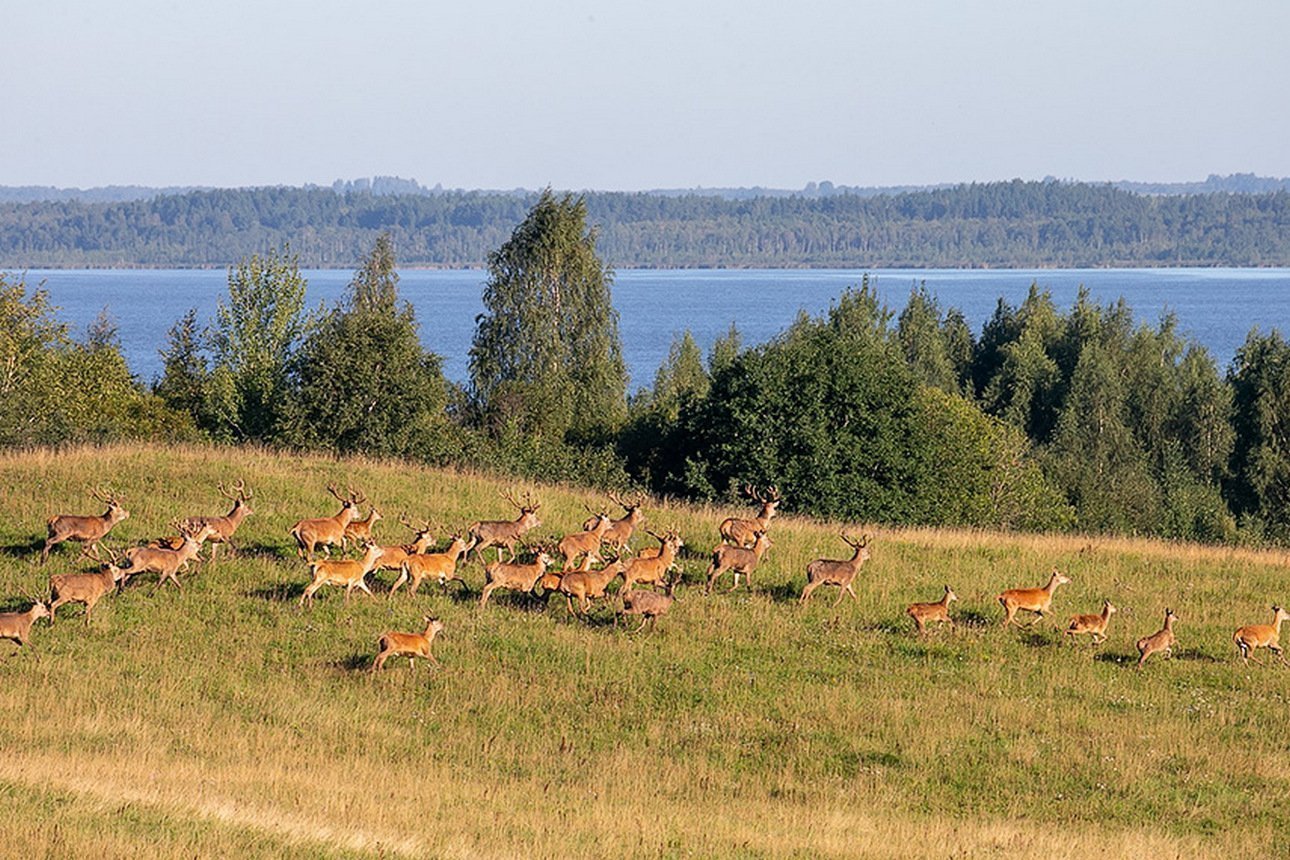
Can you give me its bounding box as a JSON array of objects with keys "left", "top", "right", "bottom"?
[{"left": 4, "top": 0, "right": 1288, "bottom": 190}]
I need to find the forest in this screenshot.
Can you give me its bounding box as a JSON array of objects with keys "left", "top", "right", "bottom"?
[{"left": 1, "top": 179, "right": 1289, "bottom": 268}]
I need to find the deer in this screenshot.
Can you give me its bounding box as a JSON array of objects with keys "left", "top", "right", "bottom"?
[
  {"left": 557, "top": 506, "right": 614, "bottom": 571},
  {"left": 123, "top": 521, "right": 218, "bottom": 591},
  {"left": 48, "top": 553, "right": 130, "bottom": 625},
  {"left": 1065, "top": 600, "right": 1118, "bottom": 645},
  {"left": 371, "top": 515, "right": 439, "bottom": 577},
  {"left": 290, "top": 484, "right": 366, "bottom": 560},
  {"left": 0, "top": 601, "right": 50, "bottom": 653},
  {"left": 344, "top": 506, "right": 383, "bottom": 545},
  {"left": 299, "top": 542, "right": 384, "bottom": 607},
  {"left": 907, "top": 585, "right": 958, "bottom": 634},
  {"left": 1136, "top": 608, "right": 1178, "bottom": 668},
  {"left": 719, "top": 485, "right": 782, "bottom": 548},
  {"left": 372, "top": 616, "right": 446, "bottom": 672},
  {"left": 468, "top": 489, "right": 542, "bottom": 564},
  {"left": 559, "top": 557, "right": 626, "bottom": 616},
  {"left": 389, "top": 532, "right": 477, "bottom": 598},
  {"left": 41, "top": 487, "right": 130, "bottom": 564},
  {"left": 621, "top": 529, "right": 684, "bottom": 593},
  {"left": 705, "top": 530, "right": 773, "bottom": 594},
  {"left": 583, "top": 491, "right": 646, "bottom": 556},
  {"left": 800, "top": 533, "right": 871, "bottom": 605},
  {"left": 479, "top": 547, "right": 555, "bottom": 609},
  {"left": 621, "top": 569, "right": 680, "bottom": 633},
  {"left": 998, "top": 569, "right": 1071, "bottom": 626},
  {"left": 185, "top": 479, "right": 255, "bottom": 565},
  {"left": 1233, "top": 605, "right": 1290, "bottom": 665}
]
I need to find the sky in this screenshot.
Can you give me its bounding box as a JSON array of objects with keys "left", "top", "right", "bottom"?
[{"left": 4, "top": 0, "right": 1289, "bottom": 191}]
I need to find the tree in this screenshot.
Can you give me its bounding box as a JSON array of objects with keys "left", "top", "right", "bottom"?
[
  {"left": 1228, "top": 329, "right": 1290, "bottom": 537},
  {"left": 468, "top": 190, "right": 626, "bottom": 441},
  {"left": 154, "top": 308, "right": 210, "bottom": 425}
]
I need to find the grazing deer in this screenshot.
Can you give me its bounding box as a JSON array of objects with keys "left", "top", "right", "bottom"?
[
  {"left": 719, "top": 485, "right": 782, "bottom": 548},
  {"left": 1233, "top": 605, "right": 1290, "bottom": 665},
  {"left": 621, "top": 570, "right": 680, "bottom": 633},
  {"left": 124, "top": 521, "right": 218, "bottom": 591},
  {"left": 998, "top": 569, "right": 1071, "bottom": 626},
  {"left": 800, "top": 533, "right": 871, "bottom": 605},
  {"left": 299, "top": 542, "right": 384, "bottom": 607},
  {"left": 479, "top": 547, "right": 555, "bottom": 609},
  {"left": 705, "top": 530, "right": 773, "bottom": 594},
  {"left": 0, "top": 602, "right": 50, "bottom": 653},
  {"left": 559, "top": 557, "right": 626, "bottom": 616},
  {"left": 1136, "top": 608, "right": 1178, "bottom": 668},
  {"left": 557, "top": 506, "right": 613, "bottom": 571},
  {"left": 907, "top": 585, "right": 958, "bottom": 634},
  {"left": 371, "top": 515, "right": 439, "bottom": 576},
  {"left": 290, "top": 484, "right": 366, "bottom": 560},
  {"left": 42, "top": 487, "right": 129, "bottom": 564},
  {"left": 344, "top": 506, "right": 383, "bottom": 545},
  {"left": 468, "top": 489, "right": 542, "bottom": 563},
  {"left": 49, "top": 555, "right": 130, "bottom": 625},
  {"left": 1065, "top": 600, "right": 1118, "bottom": 645},
  {"left": 583, "top": 492, "right": 646, "bottom": 556},
  {"left": 621, "top": 529, "right": 684, "bottom": 593},
  {"left": 186, "top": 479, "right": 254, "bottom": 564},
  {"left": 389, "top": 532, "right": 477, "bottom": 597},
  {"left": 372, "top": 616, "right": 445, "bottom": 672}
]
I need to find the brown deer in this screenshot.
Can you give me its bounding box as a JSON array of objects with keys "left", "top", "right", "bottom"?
[
  {"left": 42, "top": 487, "right": 130, "bottom": 564},
  {"left": 621, "top": 529, "right": 684, "bottom": 593},
  {"left": 1065, "top": 600, "right": 1118, "bottom": 645},
  {"left": 290, "top": 484, "right": 366, "bottom": 560},
  {"left": 479, "top": 547, "right": 555, "bottom": 609},
  {"left": 719, "top": 485, "right": 781, "bottom": 547},
  {"left": 559, "top": 557, "right": 626, "bottom": 616},
  {"left": 371, "top": 515, "right": 439, "bottom": 577},
  {"left": 705, "top": 530, "right": 773, "bottom": 594},
  {"left": 800, "top": 533, "right": 871, "bottom": 605},
  {"left": 1233, "top": 605, "right": 1290, "bottom": 665},
  {"left": 468, "top": 489, "right": 542, "bottom": 563},
  {"left": 583, "top": 492, "right": 646, "bottom": 556},
  {"left": 48, "top": 554, "right": 130, "bottom": 625},
  {"left": 372, "top": 616, "right": 445, "bottom": 672},
  {"left": 299, "top": 542, "right": 384, "bottom": 607},
  {"left": 621, "top": 569, "right": 680, "bottom": 633},
  {"left": 389, "top": 532, "right": 477, "bottom": 597},
  {"left": 557, "top": 506, "right": 613, "bottom": 571},
  {"left": 186, "top": 479, "right": 255, "bottom": 564},
  {"left": 907, "top": 585, "right": 958, "bottom": 634},
  {"left": 124, "top": 521, "right": 218, "bottom": 591},
  {"left": 0, "top": 601, "right": 50, "bottom": 653},
  {"left": 343, "top": 506, "right": 383, "bottom": 545},
  {"left": 998, "top": 570, "right": 1071, "bottom": 626},
  {"left": 1136, "top": 608, "right": 1178, "bottom": 668}
]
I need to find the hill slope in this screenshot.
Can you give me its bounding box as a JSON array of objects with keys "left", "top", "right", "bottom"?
[{"left": 1, "top": 444, "right": 1286, "bottom": 857}]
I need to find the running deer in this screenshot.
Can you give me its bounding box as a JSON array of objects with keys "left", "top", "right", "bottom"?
[
  {"left": 186, "top": 479, "right": 254, "bottom": 564},
  {"left": 998, "top": 569, "right": 1071, "bottom": 626},
  {"left": 1136, "top": 608, "right": 1178, "bottom": 668},
  {"left": 0, "top": 601, "right": 50, "bottom": 652},
  {"left": 705, "top": 530, "right": 773, "bottom": 594},
  {"left": 124, "top": 521, "right": 218, "bottom": 591},
  {"left": 343, "top": 506, "right": 383, "bottom": 545},
  {"left": 468, "top": 489, "right": 542, "bottom": 563},
  {"left": 48, "top": 554, "right": 130, "bottom": 625},
  {"left": 621, "top": 570, "right": 680, "bottom": 633},
  {"left": 1065, "top": 600, "right": 1118, "bottom": 645},
  {"left": 372, "top": 616, "right": 445, "bottom": 672},
  {"left": 559, "top": 557, "right": 626, "bottom": 616},
  {"left": 557, "top": 506, "right": 613, "bottom": 571},
  {"left": 907, "top": 585, "right": 958, "bottom": 634},
  {"left": 389, "top": 532, "right": 476, "bottom": 597},
  {"left": 298, "top": 542, "right": 384, "bottom": 607},
  {"left": 800, "top": 533, "right": 871, "bottom": 605},
  {"left": 1233, "top": 605, "right": 1290, "bottom": 665},
  {"left": 371, "top": 515, "right": 439, "bottom": 576},
  {"left": 478, "top": 547, "right": 555, "bottom": 609},
  {"left": 290, "top": 484, "right": 366, "bottom": 560},
  {"left": 582, "top": 492, "right": 646, "bottom": 555},
  {"left": 719, "top": 485, "right": 782, "bottom": 547},
  {"left": 42, "top": 487, "right": 130, "bottom": 564},
  {"left": 621, "top": 529, "right": 684, "bottom": 593}
]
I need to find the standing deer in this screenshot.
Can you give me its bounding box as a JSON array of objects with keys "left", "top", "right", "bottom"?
[
  {"left": 124, "top": 521, "right": 218, "bottom": 591},
  {"left": 372, "top": 617, "right": 445, "bottom": 672},
  {"left": 1233, "top": 605, "right": 1290, "bottom": 665},
  {"left": 1136, "top": 608, "right": 1178, "bottom": 668},
  {"left": 621, "top": 529, "right": 684, "bottom": 593},
  {"left": 290, "top": 484, "right": 366, "bottom": 560},
  {"left": 371, "top": 515, "right": 439, "bottom": 577},
  {"left": 583, "top": 492, "right": 646, "bottom": 556},
  {"left": 800, "top": 533, "right": 871, "bottom": 605},
  {"left": 1065, "top": 600, "right": 1118, "bottom": 645},
  {"left": 0, "top": 602, "right": 51, "bottom": 653},
  {"left": 719, "top": 485, "right": 782, "bottom": 547},
  {"left": 468, "top": 490, "right": 542, "bottom": 564},
  {"left": 187, "top": 479, "right": 255, "bottom": 564},
  {"left": 557, "top": 506, "right": 613, "bottom": 571},
  {"left": 559, "top": 557, "right": 626, "bottom": 616},
  {"left": 998, "top": 570, "right": 1071, "bottom": 626},
  {"left": 389, "top": 532, "right": 477, "bottom": 597},
  {"left": 42, "top": 488, "right": 129, "bottom": 564},
  {"left": 705, "top": 530, "right": 773, "bottom": 594},
  {"left": 478, "top": 547, "right": 555, "bottom": 609},
  {"left": 48, "top": 554, "right": 130, "bottom": 625},
  {"left": 299, "top": 542, "right": 384, "bottom": 607},
  {"left": 344, "top": 506, "right": 383, "bottom": 545},
  {"left": 621, "top": 569, "right": 680, "bottom": 633},
  {"left": 907, "top": 585, "right": 958, "bottom": 634}
]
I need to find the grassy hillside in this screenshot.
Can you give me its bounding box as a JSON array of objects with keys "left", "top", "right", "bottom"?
[{"left": 2, "top": 444, "right": 1288, "bottom": 858}]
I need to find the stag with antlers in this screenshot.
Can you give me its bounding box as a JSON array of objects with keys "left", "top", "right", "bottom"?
[
  {"left": 290, "top": 484, "right": 366, "bottom": 560},
  {"left": 582, "top": 491, "right": 646, "bottom": 556},
  {"left": 719, "top": 485, "right": 782, "bottom": 548},
  {"left": 467, "top": 489, "right": 542, "bottom": 564},
  {"left": 41, "top": 488, "right": 130, "bottom": 564},
  {"left": 182, "top": 480, "right": 254, "bottom": 565}
]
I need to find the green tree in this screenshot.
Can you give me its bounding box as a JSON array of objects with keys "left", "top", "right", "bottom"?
[
  {"left": 1228, "top": 329, "right": 1290, "bottom": 537},
  {"left": 154, "top": 308, "right": 210, "bottom": 426}
]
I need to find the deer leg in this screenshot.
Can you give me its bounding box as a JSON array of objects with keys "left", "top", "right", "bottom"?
[
  {"left": 479, "top": 584, "right": 495, "bottom": 609},
  {"left": 800, "top": 581, "right": 818, "bottom": 604},
  {"left": 633, "top": 616, "right": 648, "bottom": 634}
]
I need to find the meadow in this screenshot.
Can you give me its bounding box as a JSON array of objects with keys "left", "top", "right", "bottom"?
[{"left": 2, "top": 443, "right": 1289, "bottom": 858}]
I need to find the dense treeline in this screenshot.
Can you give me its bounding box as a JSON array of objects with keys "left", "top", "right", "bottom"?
[
  {"left": 2, "top": 180, "right": 1289, "bottom": 268},
  {"left": 6, "top": 193, "right": 1290, "bottom": 545}
]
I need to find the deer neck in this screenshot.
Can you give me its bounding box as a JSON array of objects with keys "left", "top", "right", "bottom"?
[
  {"left": 226, "top": 503, "right": 250, "bottom": 528},
  {"left": 1045, "top": 575, "right": 1063, "bottom": 595},
  {"left": 337, "top": 506, "right": 357, "bottom": 527},
  {"left": 1274, "top": 615, "right": 1285, "bottom": 635}
]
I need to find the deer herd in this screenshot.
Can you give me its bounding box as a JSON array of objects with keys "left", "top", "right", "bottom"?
[{"left": 2, "top": 480, "right": 1285, "bottom": 676}]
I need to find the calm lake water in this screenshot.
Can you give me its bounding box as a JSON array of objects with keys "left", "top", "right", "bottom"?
[{"left": 16, "top": 267, "right": 1290, "bottom": 390}]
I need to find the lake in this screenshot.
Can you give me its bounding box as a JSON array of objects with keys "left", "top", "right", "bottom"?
[{"left": 14, "top": 267, "right": 1290, "bottom": 390}]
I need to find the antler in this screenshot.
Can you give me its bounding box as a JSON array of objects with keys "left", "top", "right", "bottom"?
[
  {"left": 347, "top": 485, "right": 367, "bottom": 505},
  {"left": 522, "top": 490, "right": 540, "bottom": 511},
  {"left": 90, "top": 486, "right": 121, "bottom": 504},
  {"left": 766, "top": 485, "right": 781, "bottom": 501},
  {"left": 326, "top": 483, "right": 345, "bottom": 502},
  {"left": 220, "top": 478, "right": 251, "bottom": 501},
  {"left": 499, "top": 488, "right": 522, "bottom": 509}
]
